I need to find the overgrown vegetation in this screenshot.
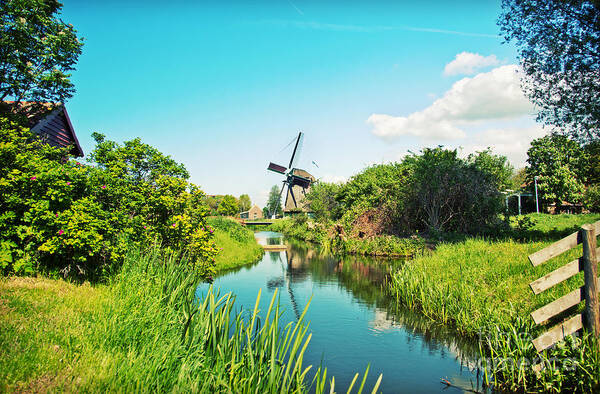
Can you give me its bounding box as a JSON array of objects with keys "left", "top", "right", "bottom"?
[
  {"left": 0, "top": 120, "right": 217, "bottom": 279},
  {"left": 0, "top": 246, "right": 380, "bottom": 392},
  {"left": 208, "top": 216, "right": 264, "bottom": 271},
  {"left": 387, "top": 213, "right": 600, "bottom": 392}
]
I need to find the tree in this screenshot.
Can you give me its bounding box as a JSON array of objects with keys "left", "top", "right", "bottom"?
[
  {"left": 583, "top": 140, "right": 600, "bottom": 185},
  {"left": 404, "top": 148, "right": 502, "bottom": 234},
  {"left": 265, "top": 185, "right": 282, "bottom": 218},
  {"left": 304, "top": 181, "right": 341, "bottom": 222},
  {"left": 526, "top": 134, "right": 586, "bottom": 206},
  {"left": 466, "top": 149, "right": 514, "bottom": 191},
  {"left": 499, "top": 0, "right": 600, "bottom": 142},
  {"left": 0, "top": 0, "right": 83, "bottom": 111},
  {"left": 238, "top": 194, "right": 251, "bottom": 212},
  {"left": 217, "top": 195, "right": 238, "bottom": 216}
]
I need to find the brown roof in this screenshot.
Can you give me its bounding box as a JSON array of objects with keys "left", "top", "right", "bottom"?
[{"left": 2, "top": 101, "right": 83, "bottom": 157}]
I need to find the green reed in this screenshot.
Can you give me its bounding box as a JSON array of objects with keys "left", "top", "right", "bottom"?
[{"left": 90, "top": 246, "right": 381, "bottom": 393}]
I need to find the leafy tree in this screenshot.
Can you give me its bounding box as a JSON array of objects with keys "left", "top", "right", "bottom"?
[
  {"left": 510, "top": 167, "right": 528, "bottom": 190},
  {"left": 466, "top": 149, "right": 514, "bottom": 191},
  {"left": 499, "top": 0, "right": 600, "bottom": 142},
  {"left": 404, "top": 148, "right": 502, "bottom": 234},
  {"left": 0, "top": 119, "right": 217, "bottom": 279},
  {"left": 217, "top": 195, "right": 238, "bottom": 216},
  {"left": 265, "top": 185, "right": 282, "bottom": 218},
  {"left": 336, "top": 163, "right": 411, "bottom": 216},
  {"left": 304, "top": 181, "right": 341, "bottom": 222},
  {"left": 526, "top": 134, "right": 586, "bottom": 206},
  {"left": 583, "top": 140, "right": 600, "bottom": 185},
  {"left": 0, "top": 0, "right": 83, "bottom": 110},
  {"left": 238, "top": 194, "right": 251, "bottom": 212}
]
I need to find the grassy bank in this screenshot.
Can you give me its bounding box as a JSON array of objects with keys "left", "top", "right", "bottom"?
[
  {"left": 270, "top": 217, "right": 426, "bottom": 257},
  {"left": 208, "top": 216, "right": 264, "bottom": 272},
  {"left": 0, "top": 247, "right": 379, "bottom": 392},
  {"left": 388, "top": 213, "right": 600, "bottom": 392}
]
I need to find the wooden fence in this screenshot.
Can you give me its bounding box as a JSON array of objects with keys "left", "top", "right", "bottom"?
[{"left": 527, "top": 220, "right": 600, "bottom": 353}]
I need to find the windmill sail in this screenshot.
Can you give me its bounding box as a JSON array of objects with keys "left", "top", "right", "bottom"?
[
  {"left": 268, "top": 162, "right": 287, "bottom": 174},
  {"left": 288, "top": 132, "right": 304, "bottom": 169}
]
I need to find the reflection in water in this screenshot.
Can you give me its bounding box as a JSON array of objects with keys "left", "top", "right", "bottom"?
[{"left": 204, "top": 231, "right": 483, "bottom": 393}]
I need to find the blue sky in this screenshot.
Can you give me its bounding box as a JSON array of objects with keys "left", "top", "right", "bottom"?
[{"left": 61, "top": 1, "right": 544, "bottom": 207}]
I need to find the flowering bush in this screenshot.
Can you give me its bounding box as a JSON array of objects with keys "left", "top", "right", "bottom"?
[{"left": 0, "top": 118, "right": 217, "bottom": 279}]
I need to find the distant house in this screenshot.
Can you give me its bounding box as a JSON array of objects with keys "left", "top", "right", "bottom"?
[
  {"left": 2, "top": 102, "right": 83, "bottom": 157},
  {"left": 240, "top": 205, "right": 263, "bottom": 220}
]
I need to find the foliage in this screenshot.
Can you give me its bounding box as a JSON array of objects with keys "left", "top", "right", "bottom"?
[
  {"left": 526, "top": 134, "right": 586, "bottom": 206},
  {"left": 0, "top": 247, "right": 379, "bottom": 392},
  {"left": 266, "top": 185, "right": 283, "bottom": 218},
  {"left": 336, "top": 163, "right": 411, "bottom": 222},
  {"left": 0, "top": 119, "right": 217, "bottom": 279},
  {"left": 216, "top": 194, "right": 238, "bottom": 216},
  {"left": 207, "top": 216, "right": 263, "bottom": 271},
  {"left": 499, "top": 0, "right": 600, "bottom": 142},
  {"left": 467, "top": 148, "right": 514, "bottom": 191},
  {"left": 304, "top": 181, "right": 341, "bottom": 222},
  {"left": 584, "top": 184, "right": 600, "bottom": 212},
  {"left": 404, "top": 147, "right": 503, "bottom": 234},
  {"left": 0, "top": 0, "right": 83, "bottom": 107},
  {"left": 238, "top": 193, "right": 251, "bottom": 212},
  {"left": 510, "top": 167, "right": 527, "bottom": 190},
  {"left": 583, "top": 140, "right": 600, "bottom": 185}
]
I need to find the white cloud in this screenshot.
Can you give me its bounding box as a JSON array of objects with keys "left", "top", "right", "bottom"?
[
  {"left": 367, "top": 65, "right": 533, "bottom": 141},
  {"left": 461, "top": 124, "right": 548, "bottom": 168},
  {"left": 444, "top": 52, "right": 500, "bottom": 76},
  {"left": 320, "top": 174, "right": 347, "bottom": 184}
]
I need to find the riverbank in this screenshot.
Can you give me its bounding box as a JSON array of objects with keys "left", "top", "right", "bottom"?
[
  {"left": 208, "top": 216, "right": 264, "bottom": 272},
  {"left": 269, "top": 217, "right": 426, "bottom": 257},
  {"left": 388, "top": 213, "right": 600, "bottom": 392},
  {"left": 0, "top": 246, "right": 374, "bottom": 392}
]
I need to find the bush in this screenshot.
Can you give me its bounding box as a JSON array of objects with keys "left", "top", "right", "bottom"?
[
  {"left": 404, "top": 147, "right": 504, "bottom": 234},
  {"left": 0, "top": 119, "right": 217, "bottom": 279},
  {"left": 584, "top": 185, "right": 600, "bottom": 212}
]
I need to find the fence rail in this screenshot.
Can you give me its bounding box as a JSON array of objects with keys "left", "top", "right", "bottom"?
[{"left": 528, "top": 221, "right": 600, "bottom": 353}]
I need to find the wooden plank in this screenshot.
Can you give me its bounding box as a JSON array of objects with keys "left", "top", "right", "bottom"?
[
  {"left": 529, "top": 231, "right": 580, "bottom": 267},
  {"left": 582, "top": 224, "right": 600, "bottom": 336},
  {"left": 262, "top": 244, "right": 287, "bottom": 251},
  {"left": 530, "top": 248, "right": 600, "bottom": 294},
  {"left": 530, "top": 258, "right": 582, "bottom": 294},
  {"left": 531, "top": 287, "right": 583, "bottom": 324},
  {"left": 532, "top": 314, "right": 583, "bottom": 352}
]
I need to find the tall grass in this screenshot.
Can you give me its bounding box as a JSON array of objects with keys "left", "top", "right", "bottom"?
[
  {"left": 387, "top": 214, "right": 600, "bottom": 392},
  {"left": 92, "top": 246, "right": 383, "bottom": 392},
  {"left": 0, "top": 245, "right": 382, "bottom": 392},
  {"left": 208, "top": 216, "right": 264, "bottom": 271}
]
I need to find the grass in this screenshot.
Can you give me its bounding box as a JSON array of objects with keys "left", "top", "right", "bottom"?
[
  {"left": 208, "top": 216, "right": 264, "bottom": 272},
  {"left": 387, "top": 213, "right": 600, "bottom": 391},
  {"left": 0, "top": 246, "right": 380, "bottom": 392},
  {"left": 270, "top": 217, "right": 426, "bottom": 257}
]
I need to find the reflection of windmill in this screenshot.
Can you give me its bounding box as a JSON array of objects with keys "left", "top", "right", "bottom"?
[
  {"left": 267, "top": 132, "right": 315, "bottom": 214},
  {"left": 265, "top": 251, "right": 302, "bottom": 321}
]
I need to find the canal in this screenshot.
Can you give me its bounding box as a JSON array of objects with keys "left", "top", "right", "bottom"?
[{"left": 196, "top": 231, "right": 483, "bottom": 393}]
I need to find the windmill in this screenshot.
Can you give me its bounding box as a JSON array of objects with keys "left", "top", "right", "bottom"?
[{"left": 267, "top": 132, "right": 315, "bottom": 216}]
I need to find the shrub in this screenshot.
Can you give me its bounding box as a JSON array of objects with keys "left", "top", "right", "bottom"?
[
  {"left": 584, "top": 185, "right": 600, "bottom": 212},
  {"left": 0, "top": 119, "right": 217, "bottom": 279}
]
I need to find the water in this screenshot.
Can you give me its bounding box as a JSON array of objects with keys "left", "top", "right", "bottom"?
[{"left": 196, "top": 231, "right": 482, "bottom": 393}]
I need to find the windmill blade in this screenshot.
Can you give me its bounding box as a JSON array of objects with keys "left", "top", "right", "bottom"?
[
  {"left": 288, "top": 132, "right": 304, "bottom": 169},
  {"left": 268, "top": 162, "right": 287, "bottom": 174},
  {"left": 288, "top": 185, "right": 298, "bottom": 208}
]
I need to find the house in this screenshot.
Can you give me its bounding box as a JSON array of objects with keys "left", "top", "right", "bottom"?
[
  {"left": 240, "top": 205, "right": 263, "bottom": 220},
  {"left": 2, "top": 102, "right": 83, "bottom": 157}
]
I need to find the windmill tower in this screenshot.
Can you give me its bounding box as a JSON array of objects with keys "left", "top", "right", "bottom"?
[{"left": 267, "top": 132, "right": 315, "bottom": 215}]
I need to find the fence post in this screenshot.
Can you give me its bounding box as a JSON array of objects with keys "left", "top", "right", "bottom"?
[{"left": 582, "top": 224, "right": 599, "bottom": 337}]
